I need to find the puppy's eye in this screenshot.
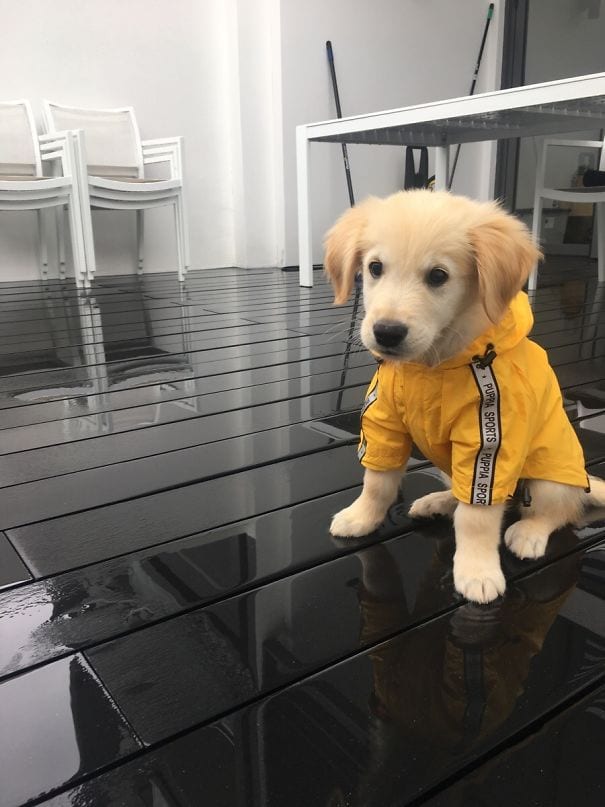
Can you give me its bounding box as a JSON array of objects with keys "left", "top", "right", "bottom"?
[
  {"left": 368, "top": 260, "right": 383, "bottom": 279},
  {"left": 426, "top": 266, "right": 449, "bottom": 287}
]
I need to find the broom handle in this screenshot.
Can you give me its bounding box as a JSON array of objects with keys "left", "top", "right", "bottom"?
[
  {"left": 327, "top": 40, "right": 355, "bottom": 207},
  {"left": 448, "top": 3, "right": 494, "bottom": 190},
  {"left": 326, "top": 40, "right": 360, "bottom": 410}
]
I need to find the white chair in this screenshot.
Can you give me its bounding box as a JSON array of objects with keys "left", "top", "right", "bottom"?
[
  {"left": 0, "top": 100, "right": 90, "bottom": 286},
  {"left": 530, "top": 136, "right": 605, "bottom": 291},
  {"left": 43, "top": 101, "right": 190, "bottom": 282}
]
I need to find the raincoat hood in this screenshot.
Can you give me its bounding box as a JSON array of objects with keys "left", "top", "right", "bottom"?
[{"left": 436, "top": 291, "right": 534, "bottom": 370}]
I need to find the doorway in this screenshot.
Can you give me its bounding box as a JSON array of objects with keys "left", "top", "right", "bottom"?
[{"left": 496, "top": 0, "right": 605, "bottom": 262}]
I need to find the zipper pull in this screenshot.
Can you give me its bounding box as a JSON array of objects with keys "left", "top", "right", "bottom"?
[{"left": 472, "top": 342, "right": 496, "bottom": 368}]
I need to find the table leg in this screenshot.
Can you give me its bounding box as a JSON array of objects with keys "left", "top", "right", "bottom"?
[
  {"left": 597, "top": 202, "right": 605, "bottom": 283},
  {"left": 296, "top": 127, "right": 313, "bottom": 287},
  {"left": 434, "top": 146, "right": 450, "bottom": 191}
]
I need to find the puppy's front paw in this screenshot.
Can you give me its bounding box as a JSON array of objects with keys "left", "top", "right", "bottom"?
[
  {"left": 504, "top": 519, "right": 550, "bottom": 559},
  {"left": 453, "top": 553, "right": 506, "bottom": 604},
  {"left": 408, "top": 490, "right": 457, "bottom": 520},
  {"left": 330, "top": 502, "right": 383, "bottom": 538}
]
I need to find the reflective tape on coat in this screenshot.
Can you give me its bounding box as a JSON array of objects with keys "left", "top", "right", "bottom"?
[{"left": 469, "top": 360, "right": 502, "bottom": 505}]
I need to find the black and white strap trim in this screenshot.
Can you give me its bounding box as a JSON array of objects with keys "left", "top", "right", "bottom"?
[
  {"left": 469, "top": 358, "right": 502, "bottom": 505},
  {"left": 358, "top": 377, "right": 379, "bottom": 462},
  {"left": 361, "top": 381, "right": 379, "bottom": 416}
]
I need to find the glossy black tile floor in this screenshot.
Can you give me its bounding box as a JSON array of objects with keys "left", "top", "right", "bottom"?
[{"left": 0, "top": 266, "right": 604, "bottom": 807}]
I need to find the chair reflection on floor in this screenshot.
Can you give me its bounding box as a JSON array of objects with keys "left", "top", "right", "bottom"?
[
  {"left": 96, "top": 279, "right": 198, "bottom": 428},
  {"left": 2, "top": 279, "right": 196, "bottom": 436},
  {"left": 0, "top": 287, "right": 109, "bottom": 431}
]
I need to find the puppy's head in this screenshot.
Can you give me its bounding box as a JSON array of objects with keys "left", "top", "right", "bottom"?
[{"left": 324, "top": 191, "right": 541, "bottom": 365}]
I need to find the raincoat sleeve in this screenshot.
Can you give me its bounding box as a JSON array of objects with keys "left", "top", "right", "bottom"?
[{"left": 358, "top": 364, "right": 412, "bottom": 472}]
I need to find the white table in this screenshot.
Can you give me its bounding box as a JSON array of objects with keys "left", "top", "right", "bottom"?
[{"left": 296, "top": 72, "right": 605, "bottom": 287}]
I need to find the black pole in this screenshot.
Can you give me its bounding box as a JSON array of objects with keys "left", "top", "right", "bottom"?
[
  {"left": 448, "top": 3, "right": 494, "bottom": 190},
  {"left": 327, "top": 41, "right": 355, "bottom": 207},
  {"left": 326, "top": 40, "right": 361, "bottom": 410}
]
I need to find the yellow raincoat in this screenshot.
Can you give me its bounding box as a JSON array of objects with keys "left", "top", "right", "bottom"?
[{"left": 358, "top": 292, "right": 588, "bottom": 505}]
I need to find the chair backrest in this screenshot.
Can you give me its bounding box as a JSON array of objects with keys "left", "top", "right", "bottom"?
[
  {"left": 43, "top": 101, "right": 144, "bottom": 178},
  {"left": 0, "top": 100, "right": 42, "bottom": 177}
]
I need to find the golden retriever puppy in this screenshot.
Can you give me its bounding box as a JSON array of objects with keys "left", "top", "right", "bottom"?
[{"left": 325, "top": 190, "right": 605, "bottom": 604}]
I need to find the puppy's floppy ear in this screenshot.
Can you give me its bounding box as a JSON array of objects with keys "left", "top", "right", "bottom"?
[
  {"left": 324, "top": 201, "right": 371, "bottom": 304},
  {"left": 470, "top": 203, "right": 542, "bottom": 322}
]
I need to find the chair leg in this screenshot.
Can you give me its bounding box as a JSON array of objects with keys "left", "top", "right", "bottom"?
[
  {"left": 136, "top": 209, "right": 144, "bottom": 275},
  {"left": 528, "top": 195, "right": 544, "bottom": 292},
  {"left": 66, "top": 195, "right": 88, "bottom": 289},
  {"left": 36, "top": 210, "right": 49, "bottom": 281},
  {"left": 56, "top": 205, "right": 67, "bottom": 280},
  {"left": 175, "top": 192, "right": 190, "bottom": 282},
  {"left": 597, "top": 203, "right": 605, "bottom": 283},
  {"left": 69, "top": 129, "right": 96, "bottom": 283},
  {"left": 174, "top": 199, "right": 184, "bottom": 282},
  {"left": 80, "top": 204, "right": 96, "bottom": 283}
]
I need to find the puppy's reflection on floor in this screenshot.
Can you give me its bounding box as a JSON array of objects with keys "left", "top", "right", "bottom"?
[{"left": 334, "top": 526, "right": 581, "bottom": 807}]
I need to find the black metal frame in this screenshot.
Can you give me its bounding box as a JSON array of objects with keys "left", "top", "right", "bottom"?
[{"left": 494, "top": 0, "right": 530, "bottom": 209}]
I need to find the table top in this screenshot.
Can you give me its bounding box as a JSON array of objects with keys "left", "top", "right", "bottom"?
[{"left": 302, "top": 71, "right": 605, "bottom": 146}]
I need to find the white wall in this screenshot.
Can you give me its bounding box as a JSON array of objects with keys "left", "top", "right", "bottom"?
[
  {"left": 229, "top": 0, "right": 285, "bottom": 269},
  {"left": 0, "top": 0, "right": 505, "bottom": 280},
  {"left": 279, "top": 0, "right": 504, "bottom": 265},
  {"left": 0, "top": 0, "right": 237, "bottom": 279}
]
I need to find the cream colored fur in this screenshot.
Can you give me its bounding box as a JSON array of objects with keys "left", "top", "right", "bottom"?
[{"left": 324, "top": 190, "right": 605, "bottom": 604}]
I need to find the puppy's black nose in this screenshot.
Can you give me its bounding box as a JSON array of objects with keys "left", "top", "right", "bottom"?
[{"left": 373, "top": 320, "right": 408, "bottom": 348}]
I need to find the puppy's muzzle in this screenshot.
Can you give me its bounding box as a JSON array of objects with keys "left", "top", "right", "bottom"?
[{"left": 373, "top": 320, "right": 408, "bottom": 349}]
